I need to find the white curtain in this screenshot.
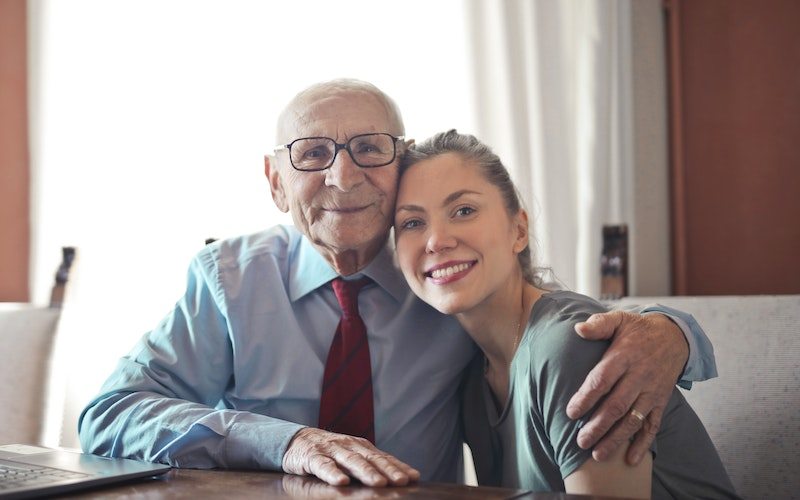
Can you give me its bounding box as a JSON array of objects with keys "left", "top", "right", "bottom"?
[{"left": 465, "top": 0, "right": 636, "bottom": 297}]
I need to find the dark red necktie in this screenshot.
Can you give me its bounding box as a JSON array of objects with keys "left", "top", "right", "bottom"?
[{"left": 318, "top": 277, "right": 375, "bottom": 443}]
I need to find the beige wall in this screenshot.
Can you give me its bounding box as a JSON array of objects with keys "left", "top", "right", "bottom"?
[
  {"left": 630, "top": 0, "right": 672, "bottom": 295},
  {"left": 0, "top": 0, "right": 30, "bottom": 302}
]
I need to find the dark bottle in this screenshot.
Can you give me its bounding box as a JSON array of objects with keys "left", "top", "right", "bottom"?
[{"left": 600, "top": 225, "right": 628, "bottom": 301}]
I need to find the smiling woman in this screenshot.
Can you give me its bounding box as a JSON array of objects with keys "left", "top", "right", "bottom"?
[
  {"left": 26, "top": 0, "right": 475, "bottom": 449},
  {"left": 393, "top": 130, "right": 738, "bottom": 498}
]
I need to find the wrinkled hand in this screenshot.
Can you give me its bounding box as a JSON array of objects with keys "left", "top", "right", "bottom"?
[
  {"left": 566, "top": 311, "right": 688, "bottom": 465},
  {"left": 282, "top": 427, "right": 420, "bottom": 487}
]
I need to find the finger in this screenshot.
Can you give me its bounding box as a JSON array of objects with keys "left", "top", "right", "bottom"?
[
  {"left": 574, "top": 371, "right": 641, "bottom": 449},
  {"left": 347, "top": 439, "right": 420, "bottom": 484},
  {"left": 574, "top": 310, "right": 626, "bottom": 340},
  {"left": 373, "top": 453, "right": 419, "bottom": 486},
  {"left": 306, "top": 453, "right": 351, "bottom": 486},
  {"left": 365, "top": 455, "right": 413, "bottom": 486},
  {"left": 389, "top": 457, "right": 420, "bottom": 482},
  {"left": 567, "top": 351, "right": 629, "bottom": 420},
  {"left": 589, "top": 394, "right": 652, "bottom": 461},
  {"left": 627, "top": 405, "right": 663, "bottom": 465},
  {"left": 332, "top": 449, "right": 389, "bottom": 487}
]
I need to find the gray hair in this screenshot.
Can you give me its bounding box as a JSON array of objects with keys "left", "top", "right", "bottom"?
[
  {"left": 400, "top": 129, "right": 548, "bottom": 287},
  {"left": 276, "top": 78, "right": 405, "bottom": 143}
]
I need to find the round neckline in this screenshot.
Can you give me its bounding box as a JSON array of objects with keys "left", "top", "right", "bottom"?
[{"left": 481, "top": 292, "right": 557, "bottom": 425}]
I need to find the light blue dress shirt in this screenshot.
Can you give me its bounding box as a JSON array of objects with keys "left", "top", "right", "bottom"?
[{"left": 78, "top": 225, "right": 717, "bottom": 482}]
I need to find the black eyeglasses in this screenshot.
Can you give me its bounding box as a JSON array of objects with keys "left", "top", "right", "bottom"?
[{"left": 274, "top": 133, "right": 404, "bottom": 172}]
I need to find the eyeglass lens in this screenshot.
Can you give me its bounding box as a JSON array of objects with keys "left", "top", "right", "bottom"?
[{"left": 289, "top": 133, "right": 396, "bottom": 170}]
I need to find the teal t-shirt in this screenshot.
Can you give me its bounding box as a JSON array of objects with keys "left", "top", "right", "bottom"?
[{"left": 461, "top": 291, "right": 738, "bottom": 498}]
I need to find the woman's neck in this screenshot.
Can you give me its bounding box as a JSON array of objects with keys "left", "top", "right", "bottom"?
[{"left": 455, "top": 277, "right": 542, "bottom": 373}]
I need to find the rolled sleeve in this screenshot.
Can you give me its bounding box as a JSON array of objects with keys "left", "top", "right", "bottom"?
[{"left": 641, "top": 304, "right": 718, "bottom": 389}]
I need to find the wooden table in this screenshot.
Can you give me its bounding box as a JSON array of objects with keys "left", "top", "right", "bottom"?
[{"left": 56, "top": 469, "right": 616, "bottom": 499}]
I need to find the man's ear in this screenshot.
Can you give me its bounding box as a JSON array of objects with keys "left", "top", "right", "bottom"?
[
  {"left": 512, "top": 209, "right": 530, "bottom": 254},
  {"left": 264, "top": 155, "right": 289, "bottom": 213}
]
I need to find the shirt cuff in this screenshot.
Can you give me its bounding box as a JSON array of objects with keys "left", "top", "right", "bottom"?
[
  {"left": 225, "top": 417, "right": 307, "bottom": 470},
  {"left": 640, "top": 305, "right": 718, "bottom": 389}
]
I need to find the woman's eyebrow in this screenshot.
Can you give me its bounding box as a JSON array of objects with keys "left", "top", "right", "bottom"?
[
  {"left": 395, "top": 204, "right": 424, "bottom": 214},
  {"left": 443, "top": 189, "right": 480, "bottom": 206},
  {"left": 395, "top": 189, "right": 482, "bottom": 214}
]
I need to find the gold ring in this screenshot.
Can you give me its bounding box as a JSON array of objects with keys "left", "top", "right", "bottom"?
[{"left": 630, "top": 409, "right": 646, "bottom": 423}]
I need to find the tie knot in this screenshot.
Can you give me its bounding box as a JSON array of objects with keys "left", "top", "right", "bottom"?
[{"left": 332, "top": 277, "right": 372, "bottom": 317}]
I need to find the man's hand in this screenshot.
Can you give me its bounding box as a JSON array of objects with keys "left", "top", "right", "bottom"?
[
  {"left": 566, "top": 311, "right": 689, "bottom": 465},
  {"left": 282, "top": 427, "right": 420, "bottom": 487}
]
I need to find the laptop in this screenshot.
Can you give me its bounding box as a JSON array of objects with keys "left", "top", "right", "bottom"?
[{"left": 0, "top": 444, "right": 171, "bottom": 499}]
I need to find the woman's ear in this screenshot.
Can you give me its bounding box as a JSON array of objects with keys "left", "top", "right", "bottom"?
[
  {"left": 512, "top": 209, "right": 530, "bottom": 254},
  {"left": 265, "top": 155, "right": 289, "bottom": 213}
]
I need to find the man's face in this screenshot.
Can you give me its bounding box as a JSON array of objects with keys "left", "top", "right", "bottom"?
[{"left": 267, "top": 91, "right": 401, "bottom": 258}]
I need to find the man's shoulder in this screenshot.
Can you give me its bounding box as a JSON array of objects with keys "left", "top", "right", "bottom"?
[{"left": 199, "top": 225, "right": 301, "bottom": 269}]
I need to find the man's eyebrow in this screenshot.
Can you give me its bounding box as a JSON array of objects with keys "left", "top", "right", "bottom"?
[{"left": 395, "top": 189, "right": 482, "bottom": 214}]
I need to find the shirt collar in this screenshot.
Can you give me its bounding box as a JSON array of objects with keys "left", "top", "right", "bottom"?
[{"left": 288, "top": 231, "right": 408, "bottom": 303}]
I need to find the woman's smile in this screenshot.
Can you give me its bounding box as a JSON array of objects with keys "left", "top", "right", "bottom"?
[{"left": 425, "top": 260, "right": 477, "bottom": 284}]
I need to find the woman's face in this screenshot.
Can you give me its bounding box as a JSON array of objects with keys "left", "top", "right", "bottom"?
[{"left": 394, "top": 153, "right": 528, "bottom": 315}]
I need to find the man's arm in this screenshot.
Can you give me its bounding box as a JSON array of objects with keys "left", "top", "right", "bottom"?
[
  {"left": 565, "top": 305, "right": 716, "bottom": 465},
  {"left": 79, "top": 254, "right": 417, "bottom": 486},
  {"left": 78, "top": 256, "right": 303, "bottom": 470}
]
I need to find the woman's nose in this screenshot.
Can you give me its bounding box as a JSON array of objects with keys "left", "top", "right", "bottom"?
[{"left": 425, "top": 224, "right": 457, "bottom": 254}]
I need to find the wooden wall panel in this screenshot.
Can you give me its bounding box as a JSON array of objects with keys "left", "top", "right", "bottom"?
[
  {"left": 0, "top": 0, "right": 30, "bottom": 301},
  {"left": 667, "top": 0, "right": 800, "bottom": 294}
]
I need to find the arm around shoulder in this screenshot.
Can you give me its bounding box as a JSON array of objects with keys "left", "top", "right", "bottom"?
[{"left": 637, "top": 303, "right": 718, "bottom": 386}]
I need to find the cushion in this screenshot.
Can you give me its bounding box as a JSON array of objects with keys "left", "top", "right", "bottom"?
[{"left": 0, "top": 305, "right": 61, "bottom": 445}]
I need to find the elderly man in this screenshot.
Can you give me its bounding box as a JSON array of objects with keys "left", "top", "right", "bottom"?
[{"left": 79, "top": 79, "right": 716, "bottom": 487}]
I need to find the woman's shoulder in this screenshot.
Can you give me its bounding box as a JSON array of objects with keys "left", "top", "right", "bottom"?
[
  {"left": 531, "top": 290, "right": 607, "bottom": 330},
  {"left": 522, "top": 290, "right": 610, "bottom": 368}
]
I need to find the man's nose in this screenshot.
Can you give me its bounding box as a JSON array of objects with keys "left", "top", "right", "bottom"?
[
  {"left": 324, "top": 148, "right": 365, "bottom": 191},
  {"left": 426, "top": 223, "right": 457, "bottom": 254}
]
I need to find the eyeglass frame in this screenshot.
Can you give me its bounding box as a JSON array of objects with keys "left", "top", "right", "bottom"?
[{"left": 273, "top": 133, "right": 405, "bottom": 172}]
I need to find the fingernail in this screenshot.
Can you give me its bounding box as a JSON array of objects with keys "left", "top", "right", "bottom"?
[
  {"left": 594, "top": 448, "right": 608, "bottom": 461},
  {"left": 631, "top": 451, "right": 642, "bottom": 464}
]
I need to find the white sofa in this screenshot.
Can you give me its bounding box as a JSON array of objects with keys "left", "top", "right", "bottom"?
[
  {"left": 616, "top": 295, "right": 800, "bottom": 500},
  {"left": 0, "top": 304, "right": 61, "bottom": 446}
]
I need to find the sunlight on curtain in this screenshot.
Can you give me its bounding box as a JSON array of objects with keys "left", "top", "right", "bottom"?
[
  {"left": 28, "top": 0, "right": 475, "bottom": 448},
  {"left": 465, "top": 0, "right": 638, "bottom": 297}
]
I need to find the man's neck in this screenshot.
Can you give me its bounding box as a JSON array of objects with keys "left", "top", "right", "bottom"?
[{"left": 311, "top": 236, "right": 388, "bottom": 277}]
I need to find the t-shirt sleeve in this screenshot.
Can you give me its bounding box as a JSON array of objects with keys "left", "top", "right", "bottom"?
[{"left": 526, "top": 296, "right": 609, "bottom": 479}]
